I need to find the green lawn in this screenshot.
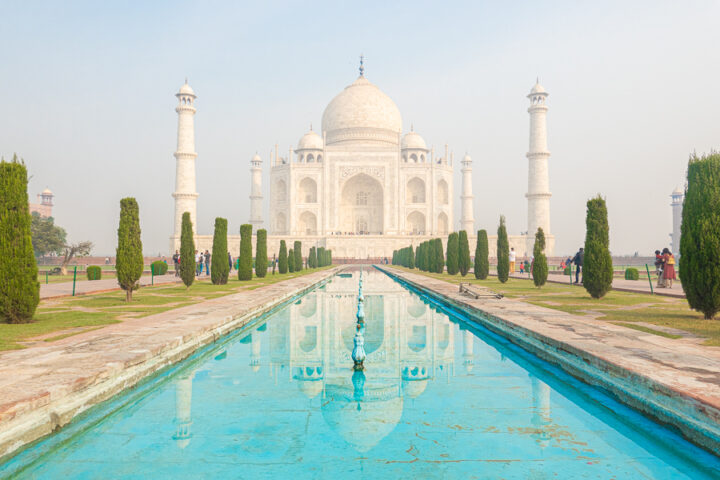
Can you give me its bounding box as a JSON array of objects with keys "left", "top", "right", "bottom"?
[
  {"left": 0, "top": 266, "right": 332, "bottom": 351},
  {"left": 390, "top": 266, "right": 720, "bottom": 346}
]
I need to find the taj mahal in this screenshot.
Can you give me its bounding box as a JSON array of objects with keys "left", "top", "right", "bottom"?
[{"left": 170, "top": 61, "right": 555, "bottom": 258}]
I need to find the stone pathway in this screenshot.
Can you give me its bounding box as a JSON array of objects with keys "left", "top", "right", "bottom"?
[
  {"left": 381, "top": 266, "right": 720, "bottom": 456},
  {"left": 0, "top": 267, "right": 340, "bottom": 459},
  {"left": 39, "top": 274, "right": 184, "bottom": 299}
]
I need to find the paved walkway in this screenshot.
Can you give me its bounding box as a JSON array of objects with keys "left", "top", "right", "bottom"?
[
  {"left": 39, "top": 274, "right": 184, "bottom": 299},
  {"left": 381, "top": 266, "right": 720, "bottom": 455},
  {"left": 0, "top": 267, "right": 341, "bottom": 459}
]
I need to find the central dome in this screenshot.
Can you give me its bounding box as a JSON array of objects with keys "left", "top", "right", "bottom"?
[{"left": 321, "top": 76, "right": 402, "bottom": 146}]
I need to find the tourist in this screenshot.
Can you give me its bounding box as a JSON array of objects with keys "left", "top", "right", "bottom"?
[
  {"left": 570, "top": 247, "right": 584, "bottom": 284},
  {"left": 519, "top": 262, "right": 525, "bottom": 274},
  {"left": 662, "top": 248, "right": 676, "bottom": 288},
  {"left": 195, "top": 250, "right": 202, "bottom": 276},
  {"left": 204, "top": 250, "right": 211, "bottom": 275},
  {"left": 654, "top": 250, "right": 666, "bottom": 288},
  {"left": 524, "top": 259, "right": 530, "bottom": 275},
  {"left": 228, "top": 252, "right": 233, "bottom": 272},
  {"left": 509, "top": 247, "right": 516, "bottom": 274},
  {"left": 172, "top": 250, "right": 180, "bottom": 276}
]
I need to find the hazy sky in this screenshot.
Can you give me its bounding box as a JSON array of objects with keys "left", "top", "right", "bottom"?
[{"left": 2, "top": 1, "right": 719, "bottom": 256}]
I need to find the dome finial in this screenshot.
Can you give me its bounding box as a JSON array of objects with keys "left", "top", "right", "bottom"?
[
  {"left": 185, "top": 77, "right": 188, "bottom": 84},
  {"left": 359, "top": 54, "right": 365, "bottom": 77}
]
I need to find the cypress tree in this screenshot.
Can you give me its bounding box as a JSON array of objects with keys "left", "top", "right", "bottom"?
[
  {"left": 434, "top": 238, "right": 445, "bottom": 274},
  {"left": 178, "top": 212, "right": 195, "bottom": 289},
  {"left": 294, "top": 241, "right": 302, "bottom": 271},
  {"left": 475, "top": 229, "right": 489, "bottom": 280},
  {"left": 408, "top": 245, "right": 415, "bottom": 269},
  {"left": 308, "top": 247, "right": 316, "bottom": 268},
  {"left": 680, "top": 152, "right": 720, "bottom": 318},
  {"left": 532, "top": 227, "right": 548, "bottom": 288},
  {"left": 0, "top": 156, "right": 39, "bottom": 323},
  {"left": 238, "top": 224, "right": 253, "bottom": 281},
  {"left": 255, "top": 229, "right": 268, "bottom": 278},
  {"left": 211, "top": 217, "right": 229, "bottom": 285},
  {"left": 278, "top": 240, "right": 288, "bottom": 273},
  {"left": 288, "top": 248, "right": 295, "bottom": 272},
  {"left": 116, "top": 197, "right": 144, "bottom": 301},
  {"left": 583, "top": 195, "right": 613, "bottom": 299},
  {"left": 458, "top": 230, "right": 471, "bottom": 276},
  {"left": 497, "top": 216, "right": 510, "bottom": 283},
  {"left": 446, "top": 233, "right": 459, "bottom": 275}
]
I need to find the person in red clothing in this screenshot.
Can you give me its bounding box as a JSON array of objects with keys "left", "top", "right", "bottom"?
[{"left": 662, "top": 248, "right": 676, "bottom": 288}]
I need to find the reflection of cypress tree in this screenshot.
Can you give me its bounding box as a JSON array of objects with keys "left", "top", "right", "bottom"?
[
  {"left": 446, "top": 233, "right": 459, "bottom": 275},
  {"left": 497, "top": 216, "right": 509, "bottom": 283},
  {"left": 681, "top": 153, "right": 720, "bottom": 318},
  {"left": 0, "top": 157, "right": 39, "bottom": 323},
  {"left": 278, "top": 240, "right": 288, "bottom": 273},
  {"left": 474, "top": 230, "right": 489, "bottom": 280},
  {"left": 458, "top": 230, "right": 471, "bottom": 276},
  {"left": 238, "top": 224, "right": 253, "bottom": 281},
  {"left": 532, "top": 228, "right": 548, "bottom": 287},
  {"left": 211, "top": 217, "right": 229, "bottom": 285},
  {"left": 583, "top": 196, "right": 613, "bottom": 299}
]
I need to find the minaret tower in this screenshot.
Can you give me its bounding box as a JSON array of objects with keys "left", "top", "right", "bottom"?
[
  {"left": 460, "top": 153, "right": 474, "bottom": 232},
  {"left": 249, "top": 153, "right": 263, "bottom": 228},
  {"left": 526, "top": 79, "right": 551, "bottom": 253},
  {"left": 172, "top": 80, "right": 199, "bottom": 245},
  {"left": 671, "top": 186, "right": 683, "bottom": 256}
]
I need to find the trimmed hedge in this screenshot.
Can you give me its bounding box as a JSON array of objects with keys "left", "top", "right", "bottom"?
[
  {"left": 86, "top": 265, "right": 102, "bottom": 280},
  {"left": 458, "top": 230, "right": 470, "bottom": 276},
  {"left": 446, "top": 232, "right": 459, "bottom": 275},
  {"left": 624, "top": 267, "right": 639, "bottom": 280},
  {"left": 288, "top": 248, "right": 295, "bottom": 273},
  {"left": 238, "top": 224, "right": 253, "bottom": 280},
  {"left": 179, "top": 212, "right": 195, "bottom": 288},
  {"left": 532, "top": 227, "right": 548, "bottom": 287},
  {"left": 116, "top": 197, "right": 144, "bottom": 300},
  {"left": 584, "top": 195, "right": 613, "bottom": 299},
  {"left": 255, "top": 229, "right": 268, "bottom": 278},
  {"left": 497, "top": 216, "right": 509, "bottom": 283},
  {"left": 278, "top": 240, "right": 288, "bottom": 274},
  {"left": 293, "top": 241, "right": 302, "bottom": 272},
  {"left": 211, "top": 217, "right": 229, "bottom": 285},
  {"left": 474, "top": 230, "right": 489, "bottom": 280},
  {"left": 150, "top": 260, "right": 168, "bottom": 276}
]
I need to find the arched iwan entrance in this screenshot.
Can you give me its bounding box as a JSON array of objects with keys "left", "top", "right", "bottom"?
[{"left": 340, "top": 174, "right": 384, "bottom": 234}]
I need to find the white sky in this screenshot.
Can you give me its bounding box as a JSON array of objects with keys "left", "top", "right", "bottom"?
[{"left": 2, "top": 0, "right": 718, "bottom": 256}]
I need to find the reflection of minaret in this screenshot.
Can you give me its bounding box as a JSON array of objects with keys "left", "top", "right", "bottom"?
[
  {"left": 251, "top": 331, "right": 261, "bottom": 372},
  {"left": 173, "top": 373, "right": 195, "bottom": 449},
  {"left": 530, "top": 376, "right": 551, "bottom": 448},
  {"left": 462, "top": 330, "right": 474, "bottom": 373}
]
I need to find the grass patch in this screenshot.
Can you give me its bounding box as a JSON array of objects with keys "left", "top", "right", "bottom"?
[{"left": 391, "top": 266, "right": 720, "bottom": 346}]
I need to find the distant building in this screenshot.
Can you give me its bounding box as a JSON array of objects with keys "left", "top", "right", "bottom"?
[
  {"left": 29, "top": 188, "right": 54, "bottom": 218},
  {"left": 670, "top": 186, "right": 683, "bottom": 256}
]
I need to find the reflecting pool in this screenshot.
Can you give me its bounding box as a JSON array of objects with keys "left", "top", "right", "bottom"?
[{"left": 4, "top": 269, "right": 720, "bottom": 479}]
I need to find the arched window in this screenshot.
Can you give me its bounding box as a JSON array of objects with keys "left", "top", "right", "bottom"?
[
  {"left": 420, "top": 154, "right": 426, "bottom": 163},
  {"left": 403, "top": 154, "right": 408, "bottom": 163},
  {"left": 317, "top": 154, "right": 323, "bottom": 163},
  {"left": 437, "top": 179, "right": 449, "bottom": 205},
  {"left": 298, "top": 177, "right": 317, "bottom": 203},
  {"left": 307, "top": 154, "right": 315, "bottom": 163},
  {"left": 406, "top": 177, "right": 426, "bottom": 203},
  {"left": 275, "top": 179, "right": 287, "bottom": 202},
  {"left": 410, "top": 153, "right": 418, "bottom": 163},
  {"left": 356, "top": 192, "right": 368, "bottom": 205}
]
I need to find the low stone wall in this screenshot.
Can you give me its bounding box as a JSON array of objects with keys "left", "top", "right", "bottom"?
[{"left": 378, "top": 266, "right": 720, "bottom": 456}]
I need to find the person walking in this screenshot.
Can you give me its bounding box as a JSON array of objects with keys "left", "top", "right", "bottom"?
[
  {"left": 654, "top": 250, "right": 666, "bottom": 288},
  {"left": 571, "top": 247, "right": 584, "bottom": 284},
  {"left": 172, "top": 250, "right": 180, "bottom": 277},
  {"left": 662, "top": 248, "right": 676, "bottom": 288},
  {"left": 204, "top": 250, "right": 211, "bottom": 276}
]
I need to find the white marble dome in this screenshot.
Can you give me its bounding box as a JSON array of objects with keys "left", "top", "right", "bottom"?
[
  {"left": 297, "top": 130, "right": 323, "bottom": 150},
  {"left": 401, "top": 130, "right": 427, "bottom": 150},
  {"left": 530, "top": 82, "right": 546, "bottom": 95},
  {"left": 321, "top": 76, "right": 402, "bottom": 145},
  {"left": 178, "top": 82, "right": 195, "bottom": 96}
]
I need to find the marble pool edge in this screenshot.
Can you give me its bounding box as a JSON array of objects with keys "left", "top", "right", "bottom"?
[
  {"left": 378, "top": 266, "right": 720, "bottom": 457},
  {"left": 0, "top": 267, "right": 342, "bottom": 462}
]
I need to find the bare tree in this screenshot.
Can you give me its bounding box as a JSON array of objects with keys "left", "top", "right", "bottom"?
[{"left": 60, "top": 241, "right": 93, "bottom": 275}]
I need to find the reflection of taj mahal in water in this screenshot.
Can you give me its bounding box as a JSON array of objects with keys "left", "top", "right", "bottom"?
[
  {"left": 172, "top": 271, "right": 554, "bottom": 453},
  {"left": 170, "top": 60, "right": 555, "bottom": 257}
]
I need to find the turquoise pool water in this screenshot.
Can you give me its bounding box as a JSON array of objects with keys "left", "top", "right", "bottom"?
[{"left": 3, "top": 269, "right": 720, "bottom": 479}]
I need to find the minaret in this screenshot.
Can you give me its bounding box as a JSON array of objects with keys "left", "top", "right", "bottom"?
[
  {"left": 250, "top": 153, "right": 263, "bottom": 228},
  {"left": 671, "top": 186, "right": 683, "bottom": 256},
  {"left": 172, "top": 80, "right": 198, "bottom": 242},
  {"left": 460, "top": 154, "right": 474, "bottom": 232},
  {"left": 526, "top": 79, "right": 551, "bottom": 253}
]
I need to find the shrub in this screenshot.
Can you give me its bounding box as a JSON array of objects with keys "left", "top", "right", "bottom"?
[
  {"left": 178, "top": 212, "right": 195, "bottom": 288},
  {"left": 116, "top": 198, "right": 144, "bottom": 300},
  {"left": 458, "top": 230, "right": 471, "bottom": 276},
  {"left": 474, "top": 230, "right": 489, "bottom": 280},
  {"left": 497, "top": 217, "right": 510, "bottom": 283},
  {"left": 211, "top": 217, "right": 229, "bottom": 285},
  {"left": 150, "top": 260, "right": 168, "bottom": 276},
  {"left": 584, "top": 195, "right": 613, "bottom": 299},
  {"left": 0, "top": 156, "right": 39, "bottom": 323},
  {"left": 238, "top": 224, "right": 253, "bottom": 281},
  {"left": 86, "top": 265, "right": 102, "bottom": 280},
  {"left": 624, "top": 267, "right": 639, "bottom": 280},
  {"left": 446, "top": 232, "right": 459, "bottom": 275},
  {"left": 532, "top": 228, "right": 548, "bottom": 287},
  {"left": 680, "top": 152, "right": 720, "bottom": 318},
  {"left": 255, "top": 229, "right": 268, "bottom": 278},
  {"left": 278, "top": 240, "right": 288, "bottom": 273},
  {"left": 288, "top": 248, "right": 295, "bottom": 272},
  {"left": 294, "top": 241, "right": 302, "bottom": 272}
]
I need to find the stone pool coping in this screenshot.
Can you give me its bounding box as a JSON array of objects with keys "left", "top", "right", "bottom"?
[
  {"left": 0, "top": 267, "right": 342, "bottom": 461},
  {"left": 378, "top": 266, "right": 720, "bottom": 457}
]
